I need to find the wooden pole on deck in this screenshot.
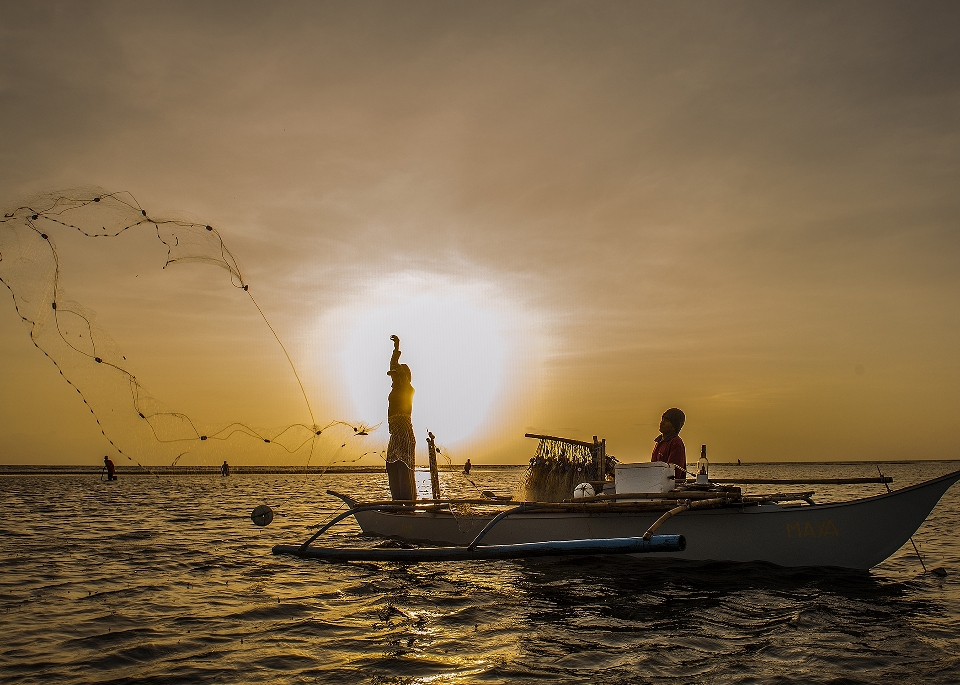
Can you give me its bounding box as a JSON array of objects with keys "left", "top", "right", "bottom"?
[
  {"left": 592, "top": 436, "right": 605, "bottom": 481},
  {"left": 601, "top": 438, "right": 606, "bottom": 479},
  {"left": 426, "top": 430, "right": 441, "bottom": 501}
]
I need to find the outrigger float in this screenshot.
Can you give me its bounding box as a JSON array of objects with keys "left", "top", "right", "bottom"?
[{"left": 271, "top": 434, "right": 960, "bottom": 570}]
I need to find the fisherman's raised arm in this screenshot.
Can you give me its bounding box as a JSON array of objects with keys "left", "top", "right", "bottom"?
[{"left": 389, "top": 334, "right": 402, "bottom": 371}]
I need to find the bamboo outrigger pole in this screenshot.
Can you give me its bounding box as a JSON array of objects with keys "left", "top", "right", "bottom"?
[{"left": 708, "top": 477, "right": 893, "bottom": 485}]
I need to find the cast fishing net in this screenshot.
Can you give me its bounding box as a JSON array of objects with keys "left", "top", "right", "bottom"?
[{"left": 0, "top": 189, "right": 373, "bottom": 473}]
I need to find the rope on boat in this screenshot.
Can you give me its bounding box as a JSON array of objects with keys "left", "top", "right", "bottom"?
[{"left": 876, "top": 465, "right": 946, "bottom": 576}]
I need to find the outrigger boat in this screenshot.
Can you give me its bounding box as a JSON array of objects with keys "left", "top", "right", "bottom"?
[{"left": 272, "top": 434, "right": 960, "bottom": 570}]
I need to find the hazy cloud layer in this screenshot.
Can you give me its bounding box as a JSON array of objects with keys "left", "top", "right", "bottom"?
[{"left": 1, "top": 1, "right": 958, "bottom": 464}]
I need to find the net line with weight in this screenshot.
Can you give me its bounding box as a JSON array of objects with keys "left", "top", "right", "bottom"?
[{"left": 0, "top": 189, "right": 373, "bottom": 485}]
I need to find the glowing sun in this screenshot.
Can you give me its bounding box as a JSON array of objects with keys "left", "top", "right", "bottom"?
[{"left": 327, "top": 271, "right": 539, "bottom": 447}]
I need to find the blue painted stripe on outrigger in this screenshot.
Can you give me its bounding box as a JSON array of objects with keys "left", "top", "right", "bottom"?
[{"left": 272, "top": 534, "right": 685, "bottom": 561}]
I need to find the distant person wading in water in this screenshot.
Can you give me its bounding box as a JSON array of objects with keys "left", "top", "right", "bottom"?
[
  {"left": 386, "top": 335, "right": 417, "bottom": 501},
  {"left": 103, "top": 455, "right": 117, "bottom": 481}
]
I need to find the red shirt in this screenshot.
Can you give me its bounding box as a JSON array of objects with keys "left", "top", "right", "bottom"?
[{"left": 651, "top": 435, "right": 686, "bottom": 482}]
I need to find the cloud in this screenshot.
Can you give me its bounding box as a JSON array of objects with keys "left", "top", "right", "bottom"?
[{"left": 2, "top": 1, "right": 959, "bottom": 462}]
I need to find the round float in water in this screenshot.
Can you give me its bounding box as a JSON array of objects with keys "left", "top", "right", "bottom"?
[{"left": 251, "top": 504, "right": 274, "bottom": 527}]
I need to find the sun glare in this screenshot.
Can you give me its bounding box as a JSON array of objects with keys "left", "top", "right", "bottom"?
[{"left": 323, "top": 271, "right": 539, "bottom": 448}]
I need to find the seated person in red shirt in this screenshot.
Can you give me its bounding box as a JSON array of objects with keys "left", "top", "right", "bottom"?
[{"left": 651, "top": 408, "right": 686, "bottom": 482}]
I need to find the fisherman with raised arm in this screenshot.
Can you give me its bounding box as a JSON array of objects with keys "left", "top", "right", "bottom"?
[
  {"left": 386, "top": 335, "right": 417, "bottom": 501},
  {"left": 652, "top": 408, "right": 686, "bottom": 483}
]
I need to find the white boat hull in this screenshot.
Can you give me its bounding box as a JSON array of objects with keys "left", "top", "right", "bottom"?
[{"left": 351, "top": 469, "right": 960, "bottom": 570}]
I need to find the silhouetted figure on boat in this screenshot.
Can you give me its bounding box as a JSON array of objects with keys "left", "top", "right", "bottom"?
[
  {"left": 386, "top": 335, "right": 417, "bottom": 501},
  {"left": 651, "top": 408, "right": 686, "bottom": 482},
  {"left": 463, "top": 459, "right": 472, "bottom": 475},
  {"left": 103, "top": 455, "right": 117, "bottom": 481},
  {"left": 221, "top": 460, "right": 230, "bottom": 477}
]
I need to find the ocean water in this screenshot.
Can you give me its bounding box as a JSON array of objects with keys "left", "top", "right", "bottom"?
[{"left": 3, "top": 461, "right": 960, "bottom": 684}]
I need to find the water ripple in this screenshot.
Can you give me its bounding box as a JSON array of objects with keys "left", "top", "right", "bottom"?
[{"left": 2, "top": 462, "right": 960, "bottom": 683}]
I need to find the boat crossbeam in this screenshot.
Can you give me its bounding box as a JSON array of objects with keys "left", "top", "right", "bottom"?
[
  {"left": 467, "top": 504, "right": 534, "bottom": 550},
  {"left": 273, "top": 499, "right": 686, "bottom": 563}
]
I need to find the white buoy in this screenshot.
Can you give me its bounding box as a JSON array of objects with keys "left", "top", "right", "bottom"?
[
  {"left": 573, "top": 482, "right": 595, "bottom": 499},
  {"left": 251, "top": 504, "right": 274, "bottom": 527}
]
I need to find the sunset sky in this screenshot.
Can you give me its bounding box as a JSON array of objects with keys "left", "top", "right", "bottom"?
[{"left": 1, "top": 1, "right": 958, "bottom": 466}]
